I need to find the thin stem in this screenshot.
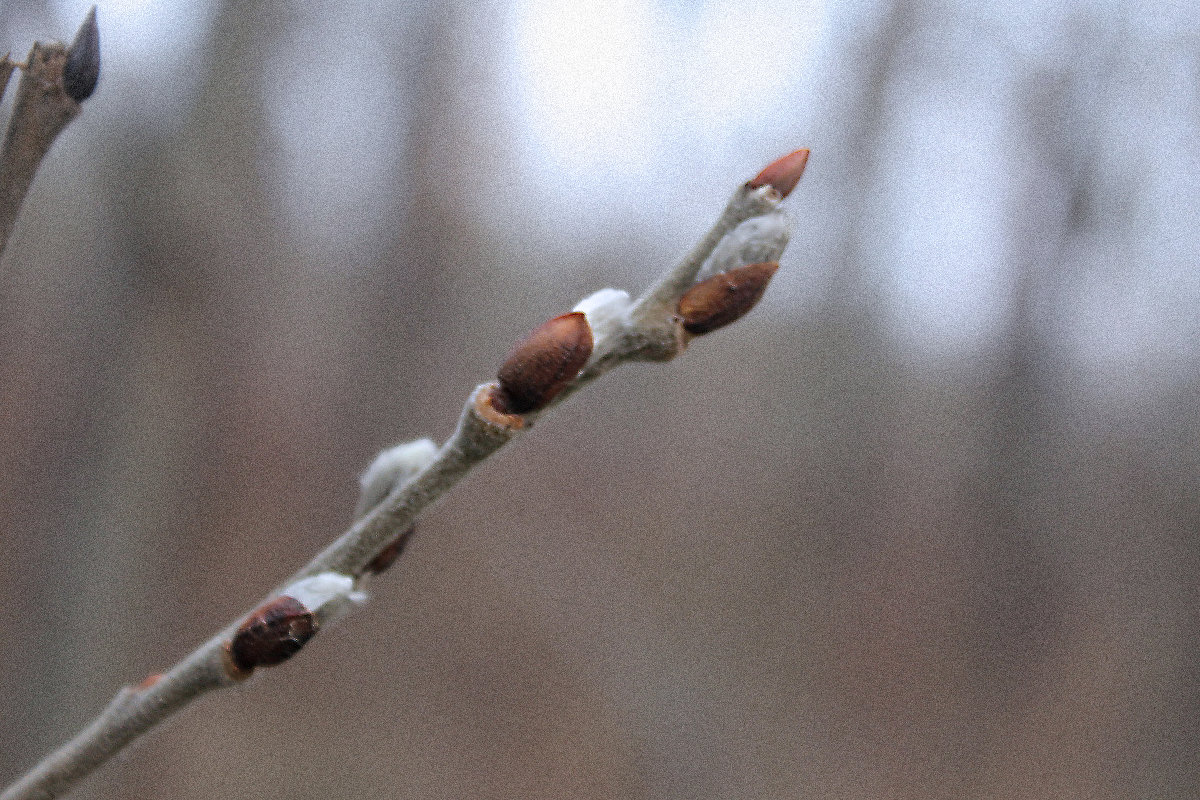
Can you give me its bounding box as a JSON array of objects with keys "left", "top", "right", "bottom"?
[
  {"left": 0, "top": 643, "right": 227, "bottom": 800},
  {"left": 0, "top": 387, "right": 517, "bottom": 800},
  {"left": 0, "top": 8, "right": 99, "bottom": 260},
  {"left": 298, "top": 385, "right": 520, "bottom": 581},
  {"left": 1, "top": 164, "right": 792, "bottom": 800},
  {"left": 0, "top": 56, "right": 15, "bottom": 106}
]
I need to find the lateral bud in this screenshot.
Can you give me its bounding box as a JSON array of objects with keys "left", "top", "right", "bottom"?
[
  {"left": 748, "top": 148, "right": 809, "bottom": 199},
  {"left": 63, "top": 6, "right": 100, "bottom": 103},
  {"left": 702, "top": 212, "right": 791, "bottom": 280},
  {"left": 491, "top": 311, "right": 593, "bottom": 415},
  {"left": 364, "top": 525, "right": 416, "bottom": 575},
  {"left": 677, "top": 262, "right": 780, "bottom": 335},
  {"left": 227, "top": 596, "right": 316, "bottom": 677},
  {"left": 226, "top": 573, "right": 365, "bottom": 677},
  {"left": 136, "top": 672, "right": 164, "bottom": 691}
]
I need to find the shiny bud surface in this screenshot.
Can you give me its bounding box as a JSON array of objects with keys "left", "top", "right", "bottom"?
[
  {"left": 229, "top": 596, "right": 317, "bottom": 673},
  {"left": 677, "top": 262, "right": 779, "bottom": 335},
  {"left": 748, "top": 148, "right": 809, "bottom": 199},
  {"left": 493, "top": 311, "right": 593, "bottom": 414}
]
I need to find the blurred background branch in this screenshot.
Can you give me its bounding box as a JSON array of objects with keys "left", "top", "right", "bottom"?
[{"left": 0, "top": 8, "right": 98, "bottom": 258}]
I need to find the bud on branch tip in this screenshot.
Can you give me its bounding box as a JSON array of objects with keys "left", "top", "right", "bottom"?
[
  {"left": 63, "top": 6, "right": 100, "bottom": 103},
  {"left": 677, "top": 262, "right": 779, "bottom": 335},
  {"left": 491, "top": 311, "right": 593, "bottom": 415},
  {"left": 748, "top": 148, "right": 809, "bottom": 199}
]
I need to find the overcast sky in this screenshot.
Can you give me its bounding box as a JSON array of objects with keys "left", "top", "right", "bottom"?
[{"left": 24, "top": 0, "right": 1200, "bottom": 383}]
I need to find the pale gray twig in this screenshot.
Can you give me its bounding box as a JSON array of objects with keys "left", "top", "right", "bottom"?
[
  {"left": 1, "top": 160, "right": 798, "bottom": 800},
  {"left": 0, "top": 55, "right": 15, "bottom": 107},
  {"left": 627, "top": 183, "right": 782, "bottom": 361}
]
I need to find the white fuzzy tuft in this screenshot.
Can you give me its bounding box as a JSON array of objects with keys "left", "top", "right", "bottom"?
[
  {"left": 356, "top": 438, "right": 438, "bottom": 519},
  {"left": 573, "top": 288, "right": 632, "bottom": 347},
  {"left": 283, "top": 572, "right": 367, "bottom": 625},
  {"left": 701, "top": 211, "right": 791, "bottom": 279}
]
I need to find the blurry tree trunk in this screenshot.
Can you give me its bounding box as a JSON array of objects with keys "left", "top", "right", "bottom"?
[{"left": 352, "top": 1, "right": 493, "bottom": 431}]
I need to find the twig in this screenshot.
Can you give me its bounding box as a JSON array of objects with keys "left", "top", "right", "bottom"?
[
  {"left": 0, "top": 7, "right": 100, "bottom": 259},
  {"left": 0, "top": 55, "right": 16, "bottom": 106},
  {"left": 0, "top": 148, "right": 809, "bottom": 800},
  {"left": 626, "top": 183, "right": 782, "bottom": 360}
]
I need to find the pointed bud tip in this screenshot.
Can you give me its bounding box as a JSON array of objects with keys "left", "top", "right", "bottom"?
[
  {"left": 494, "top": 311, "right": 593, "bottom": 415},
  {"left": 64, "top": 6, "right": 100, "bottom": 102},
  {"left": 748, "top": 149, "right": 809, "bottom": 198},
  {"left": 677, "top": 262, "right": 780, "bottom": 335}
]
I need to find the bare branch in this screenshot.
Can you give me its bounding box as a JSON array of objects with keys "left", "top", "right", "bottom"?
[
  {"left": 0, "top": 149, "right": 808, "bottom": 800},
  {"left": 0, "top": 7, "right": 100, "bottom": 259},
  {"left": 0, "top": 55, "right": 15, "bottom": 106}
]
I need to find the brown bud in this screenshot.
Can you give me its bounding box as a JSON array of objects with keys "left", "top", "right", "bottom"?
[
  {"left": 677, "top": 262, "right": 779, "bottom": 335},
  {"left": 229, "top": 596, "right": 318, "bottom": 674},
  {"left": 365, "top": 525, "right": 415, "bottom": 575},
  {"left": 492, "top": 311, "right": 593, "bottom": 414},
  {"left": 748, "top": 148, "right": 809, "bottom": 198}
]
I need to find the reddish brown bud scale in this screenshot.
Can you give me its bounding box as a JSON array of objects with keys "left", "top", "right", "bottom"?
[
  {"left": 136, "top": 673, "right": 163, "bottom": 691},
  {"left": 748, "top": 148, "right": 809, "bottom": 198},
  {"left": 365, "top": 525, "right": 415, "bottom": 575},
  {"left": 476, "top": 386, "right": 527, "bottom": 429},
  {"left": 229, "top": 596, "right": 318, "bottom": 674},
  {"left": 493, "top": 311, "right": 593, "bottom": 414},
  {"left": 677, "top": 262, "right": 780, "bottom": 335}
]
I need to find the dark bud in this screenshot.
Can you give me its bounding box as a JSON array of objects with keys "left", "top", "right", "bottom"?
[
  {"left": 747, "top": 148, "right": 809, "bottom": 199},
  {"left": 63, "top": 6, "right": 100, "bottom": 102},
  {"left": 677, "top": 262, "right": 780, "bottom": 335},
  {"left": 365, "top": 525, "right": 415, "bottom": 575},
  {"left": 492, "top": 311, "right": 593, "bottom": 414},
  {"left": 229, "top": 596, "right": 318, "bottom": 674}
]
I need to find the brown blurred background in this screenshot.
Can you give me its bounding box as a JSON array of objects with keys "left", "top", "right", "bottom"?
[{"left": 2, "top": 0, "right": 1197, "bottom": 798}]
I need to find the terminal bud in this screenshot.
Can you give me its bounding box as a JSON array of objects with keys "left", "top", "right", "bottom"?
[
  {"left": 63, "top": 6, "right": 100, "bottom": 102},
  {"left": 748, "top": 148, "right": 809, "bottom": 199}
]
